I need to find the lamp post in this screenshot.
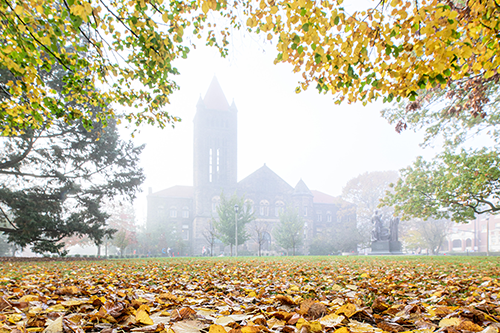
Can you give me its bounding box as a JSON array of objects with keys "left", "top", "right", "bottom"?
[
  {"left": 234, "top": 204, "right": 239, "bottom": 257},
  {"left": 487, "top": 215, "right": 490, "bottom": 256}
]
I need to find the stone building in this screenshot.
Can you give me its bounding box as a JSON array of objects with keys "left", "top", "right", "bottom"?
[{"left": 147, "top": 77, "right": 356, "bottom": 255}]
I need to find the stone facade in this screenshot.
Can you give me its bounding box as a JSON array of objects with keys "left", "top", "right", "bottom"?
[{"left": 147, "top": 77, "right": 355, "bottom": 255}]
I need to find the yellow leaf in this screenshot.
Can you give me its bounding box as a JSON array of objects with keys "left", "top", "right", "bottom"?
[
  {"left": 334, "top": 327, "right": 349, "bottom": 333},
  {"left": 8, "top": 314, "right": 23, "bottom": 323},
  {"left": 335, "top": 303, "right": 357, "bottom": 318},
  {"left": 201, "top": 2, "right": 209, "bottom": 14},
  {"left": 209, "top": 324, "right": 227, "bottom": 333},
  {"left": 162, "top": 12, "right": 170, "bottom": 23},
  {"left": 320, "top": 314, "right": 344, "bottom": 327},
  {"left": 310, "top": 322, "right": 322, "bottom": 332},
  {"left": 14, "top": 5, "right": 24, "bottom": 15},
  {"left": 267, "top": 33, "right": 273, "bottom": 40},
  {"left": 136, "top": 309, "right": 154, "bottom": 325},
  {"left": 439, "top": 318, "right": 461, "bottom": 328}
]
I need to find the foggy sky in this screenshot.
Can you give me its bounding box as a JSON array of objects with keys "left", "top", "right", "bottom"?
[{"left": 128, "top": 38, "right": 437, "bottom": 224}]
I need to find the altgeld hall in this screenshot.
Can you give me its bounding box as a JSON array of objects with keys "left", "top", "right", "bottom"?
[{"left": 147, "top": 77, "right": 355, "bottom": 256}]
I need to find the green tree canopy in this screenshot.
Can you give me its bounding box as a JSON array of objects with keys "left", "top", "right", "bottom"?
[
  {"left": 213, "top": 192, "right": 254, "bottom": 256},
  {"left": 2, "top": 0, "right": 499, "bottom": 135},
  {"left": 273, "top": 206, "right": 303, "bottom": 255},
  {"left": 0, "top": 117, "right": 144, "bottom": 254},
  {"left": 381, "top": 149, "right": 500, "bottom": 223}
]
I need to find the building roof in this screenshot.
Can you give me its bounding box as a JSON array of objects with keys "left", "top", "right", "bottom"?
[
  {"left": 149, "top": 186, "right": 194, "bottom": 198},
  {"left": 311, "top": 190, "right": 343, "bottom": 204},
  {"left": 238, "top": 164, "right": 293, "bottom": 195},
  {"left": 293, "top": 179, "right": 313, "bottom": 196},
  {"left": 203, "top": 76, "right": 230, "bottom": 111}
]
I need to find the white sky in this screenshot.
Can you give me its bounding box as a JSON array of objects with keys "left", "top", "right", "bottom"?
[{"left": 127, "top": 34, "right": 437, "bottom": 225}]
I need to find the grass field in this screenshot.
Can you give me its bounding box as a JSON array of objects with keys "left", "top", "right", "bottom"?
[{"left": 1, "top": 256, "right": 499, "bottom": 333}]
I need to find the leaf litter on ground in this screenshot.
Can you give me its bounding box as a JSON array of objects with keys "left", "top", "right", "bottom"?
[{"left": 0, "top": 257, "right": 499, "bottom": 333}]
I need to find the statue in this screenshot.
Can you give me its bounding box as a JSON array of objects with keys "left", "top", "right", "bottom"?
[
  {"left": 371, "top": 211, "right": 383, "bottom": 241},
  {"left": 370, "top": 213, "right": 402, "bottom": 254},
  {"left": 390, "top": 216, "right": 399, "bottom": 242}
]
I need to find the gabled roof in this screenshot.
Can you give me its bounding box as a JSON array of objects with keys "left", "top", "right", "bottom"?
[
  {"left": 149, "top": 186, "right": 194, "bottom": 198},
  {"left": 310, "top": 190, "right": 345, "bottom": 205},
  {"left": 293, "top": 179, "right": 313, "bottom": 196},
  {"left": 203, "top": 76, "right": 230, "bottom": 111},
  {"left": 238, "top": 164, "right": 293, "bottom": 195}
]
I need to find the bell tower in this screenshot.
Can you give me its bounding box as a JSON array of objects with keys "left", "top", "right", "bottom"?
[{"left": 193, "top": 77, "right": 238, "bottom": 231}]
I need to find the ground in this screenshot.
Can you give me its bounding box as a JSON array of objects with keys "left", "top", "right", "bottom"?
[{"left": 0, "top": 256, "right": 499, "bottom": 333}]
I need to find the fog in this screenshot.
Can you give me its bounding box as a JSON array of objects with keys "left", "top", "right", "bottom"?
[{"left": 129, "top": 39, "right": 436, "bottom": 225}]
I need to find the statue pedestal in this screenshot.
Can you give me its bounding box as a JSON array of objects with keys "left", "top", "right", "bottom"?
[{"left": 370, "top": 241, "right": 403, "bottom": 255}]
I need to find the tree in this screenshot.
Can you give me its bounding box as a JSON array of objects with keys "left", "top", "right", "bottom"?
[
  {"left": 274, "top": 207, "right": 303, "bottom": 255},
  {"left": 250, "top": 220, "right": 269, "bottom": 257},
  {"left": 400, "top": 218, "right": 451, "bottom": 255},
  {"left": 381, "top": 150, "right": 500, "bottom": 223},
  {"left": 202, "top": 220, "right": 218, "bottom": 257},
  {"left": 107, "top": 204, "right": 137, "bottom": 257},
  {"left": 213, "top": 192, "right": 254, "bottom": 256},
  {"left": 342, "top": 171, "right": 399, "bottom": 245},
  {"left": 3, "top": 0, "right": 498, "bottom": 135},
  {"left": 0, "top": 118, "right": 144, "bottom": 254}
]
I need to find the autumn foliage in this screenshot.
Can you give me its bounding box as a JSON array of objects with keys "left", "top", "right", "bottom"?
[{"left": 1, "top": 257, "right": 499, "bottom": 333}]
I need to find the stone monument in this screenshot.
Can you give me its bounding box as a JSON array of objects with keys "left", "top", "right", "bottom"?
[{"left": 370, "top": 211, "right": 402, "bottom": 255}]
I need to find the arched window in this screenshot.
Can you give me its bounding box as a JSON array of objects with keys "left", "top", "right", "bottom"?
[
  {"left": 245, "top": 199, "right": 254, "bottom": 214},
  {"left": 169, "top": 206, "right": 177, "bottom": 218},
  {"left": 212, "top": 196, "right": 220, "bottom": 213},
  {"left": 259, "top": 200, "right": 269, "bottom": 216},
  {"left": 326, "top": 211, "right": 332, "bottom": 222},
  {"left": 452, "top": 239, "right": 462, "bottom": 249},
  {"left": 465, "top": 238, "right": 472, "bottom": 247},
  {"left": 262, "top": 232, "right": 271, "bottom": 251},
  {"left": 182, "top": 206, "right": 190, "bottom": 218},
  {"left": 275, "top": 201, "right": 285, "bottom": 217}
]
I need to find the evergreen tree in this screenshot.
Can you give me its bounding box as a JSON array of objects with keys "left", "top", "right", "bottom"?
[
  {"left": 213, "top": 193, "right": 254, "bottom": 256},
  {"left": 274, "top": 207, "right": 303, "bottom": 256},
  {"left": 0, "top": 118, "right": 145, "bottom": 254}
]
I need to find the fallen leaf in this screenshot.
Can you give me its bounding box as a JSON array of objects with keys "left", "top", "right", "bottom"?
[{"left": 439, "top": 318, "right": 461, "bottom": 328}]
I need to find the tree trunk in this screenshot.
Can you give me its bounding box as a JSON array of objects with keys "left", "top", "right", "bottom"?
[
  {"left": 97, "top": 245, "right": 101, "bottom": 257},
  {"left": 230, "top": 244, "right": 233, "bottom": 257}
]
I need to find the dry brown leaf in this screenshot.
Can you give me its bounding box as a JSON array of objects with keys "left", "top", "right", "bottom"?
[
  {"left": 276, "top": 296, "right": 296, "bottom": 306},
  {"left": 458, "top": 320, "right": 483, "bottom": 332}
]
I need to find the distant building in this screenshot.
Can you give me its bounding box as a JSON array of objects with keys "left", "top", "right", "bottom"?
[
  {"left": 147, "top": 77, "right": 355, "bottom": 255},
  {"left": 444, "top": 215, "right": 500, "bottom": 253}
]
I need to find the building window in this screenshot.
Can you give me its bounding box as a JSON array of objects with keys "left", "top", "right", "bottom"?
[
  {"left": 182, "top": 207, "right": 189, "bottom": 218},
  {"left": 245, "top": 199, "right": 254, "bottom": 214},
  {"left": 209, "top": 148, "right": 213, "bottom": 182},
  {"left": 182, "top": 225, "right": 189, "bottom": 240},
  {"left": 260, "top": 200, "right": 269, "bottom": 216},
  {"left": 304, "top": 207, "right": 308, "bottom": 217},
  {"left": 275, "top": 201, "right": 285, "bottom": 217},
  {"left": 212, "top": 196, "right": 220, "bottom": 213},
  {"left": 170, "top": 207, "right": 177, "bottom": 218},
  {"left": 452, "top": 239, "right": 462, "bottom": 249},
  {"left": 326, "top": 211, "right": 332, "bottom": 222},
  {"left": 465, "top": 238, "right": 472, "bottom": 247},
  {"left": 317, "top": 213, "right": 322, "bottom": 222},
  {"left": 216, "top": 149, "right": 220, "bottom": 174}
]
